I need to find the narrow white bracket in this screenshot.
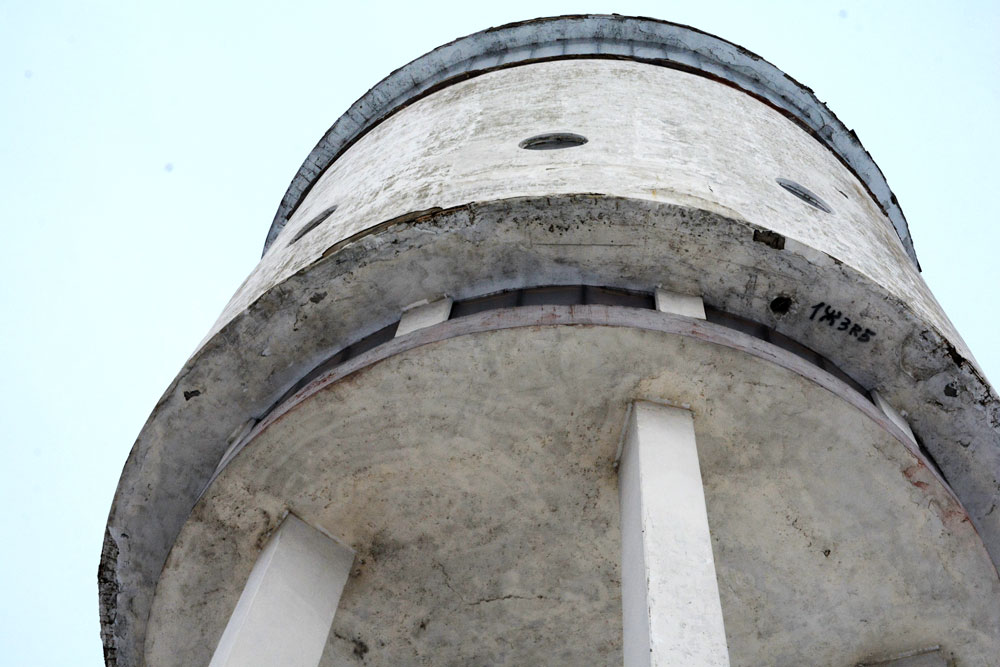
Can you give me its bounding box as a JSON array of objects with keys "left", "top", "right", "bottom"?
[
  {"left": 654, "top": 288, "right": 706, "bottom": 319},
  {"left": 395, "top": 297, "right": 453, "bottom": 337},
  {"left": 871, "top": 390, "right": 916, "bottom": 443},
  {"left": 209, "top": 514, "right": 355, "bottom": 667},
  {"left": 619, "top": 401, "right": 730, "bottom": 666}
]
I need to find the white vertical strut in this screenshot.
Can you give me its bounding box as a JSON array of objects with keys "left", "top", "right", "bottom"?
[
  {"left": 618, "top": 401, "right": 730, "bottom": 666},
  {"left": 653, "top": 288, "right": 706, "bottom": 320},
  {"left": 395, "top": 296, "right": 454, "bottom": 337},
  {"left": 209, "top": 514, "right": 355, "bottom": 667}
]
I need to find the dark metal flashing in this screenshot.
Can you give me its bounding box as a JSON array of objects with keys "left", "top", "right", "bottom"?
[{"left": 261, "top": 14, "right": 919, "bottom": 267}]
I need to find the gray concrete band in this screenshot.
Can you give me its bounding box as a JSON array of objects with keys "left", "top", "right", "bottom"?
[{"left": 263, "top": 14, "right": 917, "bottom": 266}]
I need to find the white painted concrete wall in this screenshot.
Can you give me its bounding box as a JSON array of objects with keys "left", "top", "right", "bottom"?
[
  {"left": 207, "top": 59, "right": 962, "bottom": 363},
  {"left": 619, "top": 401, "right": 730, "bottom": 666}
]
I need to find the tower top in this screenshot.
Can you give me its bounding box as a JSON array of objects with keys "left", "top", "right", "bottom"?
[{"left": 264, "top": 14, "right": 918, "bottom": 266}]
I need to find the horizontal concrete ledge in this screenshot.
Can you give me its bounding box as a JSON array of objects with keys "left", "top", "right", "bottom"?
[
  {"left": 215, "top": 304, "right": 959, "bottom": 516},
  {"left": 262, "top": 14, "right": 916, "bottom": 266}
]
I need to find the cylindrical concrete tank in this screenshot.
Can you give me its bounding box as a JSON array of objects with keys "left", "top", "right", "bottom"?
[{"left": 100, "top": 15, "right": 1000, "bottom": 666}]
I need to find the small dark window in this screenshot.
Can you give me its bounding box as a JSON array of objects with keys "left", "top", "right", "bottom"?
[
  {"left": 290, "top": 205, "right": 338, "bottom": 244},
  {"left": 769, "top": 296, "right": 793, "bottom": 315},
  {"left": 776, "top": 178, "right": 832, "bottom": 213},
  {"left": 519, "top": 133, "right": 588, "bottom": 150}
]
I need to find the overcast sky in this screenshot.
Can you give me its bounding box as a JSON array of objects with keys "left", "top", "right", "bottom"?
[{"left": 2, "top": 1, "right": 998, "bottom": 664}]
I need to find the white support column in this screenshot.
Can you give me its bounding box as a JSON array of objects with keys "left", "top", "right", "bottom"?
[
  {"left": 209, "top": 514, "right": 355, "bottom": 667},
  {"left": 871, "top": 390, "right": 917, "bottom": 444},
  {"left": 654, "top": 288, "right": 705, "bottom": 319},
  {"left": 396, "top": 296, "right": 453, "bottom": 337},
  {"left": 618, "top": 401, "right": 730, "bottom": 667}
]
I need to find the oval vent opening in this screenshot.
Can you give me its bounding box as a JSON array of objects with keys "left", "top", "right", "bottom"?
[
  {"left": 290, "top": 205, "right": 338, "bottom": 244},
  {"left": 776, "top": 178, "right": 832, "bottom": 213},
  {"left": 519, "top": 132, "right": 588, "bottom": 150}
]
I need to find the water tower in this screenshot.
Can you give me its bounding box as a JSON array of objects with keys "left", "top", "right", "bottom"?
[{"left": 99, "top": 15, "right": 1000, "bottom": 666}]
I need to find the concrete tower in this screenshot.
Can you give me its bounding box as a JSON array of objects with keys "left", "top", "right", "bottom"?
[{"left": 100, "top": 16, "right": 1000, "bottom": 666}]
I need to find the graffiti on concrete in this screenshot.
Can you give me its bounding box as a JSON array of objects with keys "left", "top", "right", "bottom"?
[{"left": 809, "top": 302, "right": 875, "bottom": 342}]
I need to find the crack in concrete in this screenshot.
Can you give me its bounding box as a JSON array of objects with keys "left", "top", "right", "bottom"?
[
  {"left": 434, "top": 561, "right": 552, "bottom": 606},
  {"left": 433, "top": 561, "right": 468, "bottom": 604},
  {"left": 467, "top": 593, "right": 547, "bottom": 606}
]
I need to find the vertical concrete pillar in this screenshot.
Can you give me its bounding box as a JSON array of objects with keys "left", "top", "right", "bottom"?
[
  {"left": 618, "top": 401, "right": 730, "bottom": 667},
  {"left": 209, "top": 514, "right": 355, "bottom": 667}
]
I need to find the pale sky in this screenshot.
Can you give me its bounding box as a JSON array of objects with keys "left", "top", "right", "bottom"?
[{"left": 1, "top": 1, "right": 998, "bottom": 664}]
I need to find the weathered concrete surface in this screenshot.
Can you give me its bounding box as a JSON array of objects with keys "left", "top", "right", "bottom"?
[
  {"left": 263, "top": 15, "right": 916, "bottom": 264},
  {"left": 100, "top": 197, "right": 1000, "bottom": 666},
  {"left": 145, "top": 323, "right": 1000, "bottom": 666}
]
